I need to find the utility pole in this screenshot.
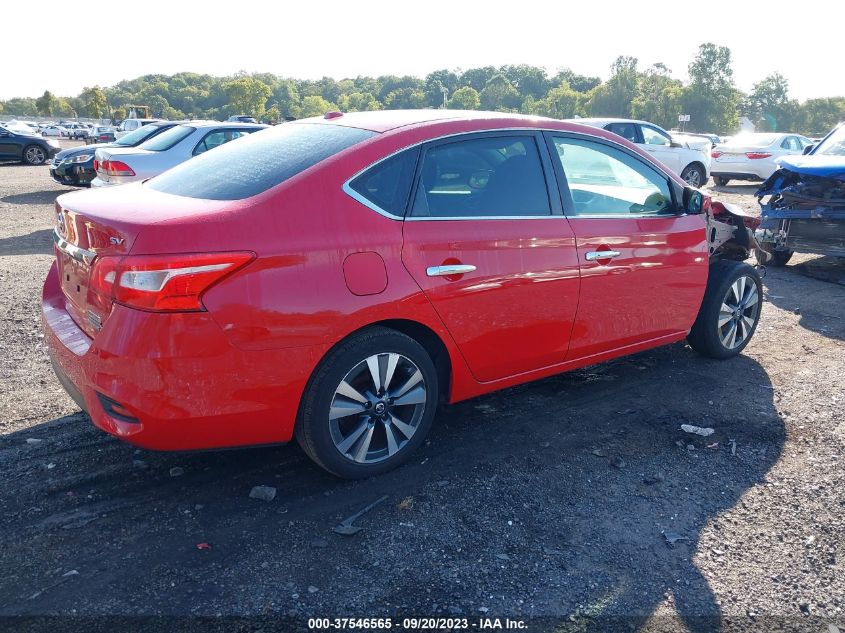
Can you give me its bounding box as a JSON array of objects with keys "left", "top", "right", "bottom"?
[{"left": 441, "top": 85, "right": 449, "bottom": 109}]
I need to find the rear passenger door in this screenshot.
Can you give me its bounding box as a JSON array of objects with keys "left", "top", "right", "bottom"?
[
  {"left": 545, "top": 133, "right": 708, "bottom": 359},
  {"left": 400, "top": 132, "right": 582, "bottom": 382}
]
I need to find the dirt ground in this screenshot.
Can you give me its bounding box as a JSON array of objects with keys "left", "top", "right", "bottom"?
[{"left": 0, "top": 146, "right": 843, "bottom": 632}]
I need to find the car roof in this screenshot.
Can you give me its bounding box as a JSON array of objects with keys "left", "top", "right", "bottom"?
[
  {"left": 296, "top": 109, "right": 556, "bottom": 133},
  {"left": 176, "top": 120, "right": 269, "bottom": 129},
  {"left": 571, "top": 117, "right": 658, "bottom": 127}
]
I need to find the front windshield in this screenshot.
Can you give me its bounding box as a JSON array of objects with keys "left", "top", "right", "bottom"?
[
  {"left": 137, "top": 125, "right": 195, "bottom": 151},
  {"left": 115, "top": 123, "right": 164, "bottom": 146},
  {"left": 814, "top": 125, "right": 845, "bottom": 156}
]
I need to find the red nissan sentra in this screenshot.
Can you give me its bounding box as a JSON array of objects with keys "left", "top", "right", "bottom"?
[{"left": 43, "top": 110, "right": 763, "bottom": 478}]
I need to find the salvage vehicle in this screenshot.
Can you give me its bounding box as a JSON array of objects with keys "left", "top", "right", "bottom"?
[
  {"left": 756, "top": 123, "right": 845, "bottom": 264},
  {"left": 43, "top": 110, "right": 762, "bottom": 478},
  {"left": 91, "top": 121, "right": 266, "bottom": 187},
  {"left": 712, "top": 132, "right": 813, "bottom": 186},
  {"left": 50, "top": 121, "right": 178, "bottom": 187},
  {"left": 572, "top": 117, "right": 711, "bottom": 187}
]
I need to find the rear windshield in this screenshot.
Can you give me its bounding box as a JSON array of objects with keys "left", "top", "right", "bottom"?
[
  {"left": 729, "top": 134, "right": 778, "bottom": 148},
  {"left": 115, "top": 123, "right": 166, "bottom": 146},
  {"left": 138, "top": 125, "right": 195, "bottom": 151},
  {"left": 147, "top": 123, "right": 377, "bottom": 200}
]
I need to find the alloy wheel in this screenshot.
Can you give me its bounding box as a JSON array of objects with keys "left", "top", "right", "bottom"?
[
  {"left": 683, "top": 168, "right": 703, "bottom": 187},
  {"left": 329, "top": 353, "right": 427, "bottom": 464},
  {"left": 717, "top": 275, "right": 760, "bottom": 349},
  {"left": 25, "top": 147, "right": 46, "bottom": 165}
]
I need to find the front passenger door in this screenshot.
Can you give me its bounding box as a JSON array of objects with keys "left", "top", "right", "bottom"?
[
  {"left": 546, "top": 134, "right": 708, "bottom": 360},
  {"left": 639, "top": 124, "right": 681, "bottom": 172},
  {"left": 401, "top": 133, "right": 581, "bottom": 382}
]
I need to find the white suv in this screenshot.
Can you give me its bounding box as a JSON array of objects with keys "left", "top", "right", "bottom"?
[
  {"left": 573, "top": 118, "right": 711, "bottom": 187},
  {"left": 114, "top": 118, "right": 162, "bottom": 140}
]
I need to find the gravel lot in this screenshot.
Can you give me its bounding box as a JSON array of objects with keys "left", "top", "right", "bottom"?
[{"left": 0, "top": 146, "right": 843, "bottom": 632}]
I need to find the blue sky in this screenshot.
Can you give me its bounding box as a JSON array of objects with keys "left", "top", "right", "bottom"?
[{"left": 5, "top": 0, "right": 841, "bottom": 101}]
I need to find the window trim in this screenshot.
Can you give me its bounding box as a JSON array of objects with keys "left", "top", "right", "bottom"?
[
  {"left": 543, "top": 131, "right": 684, "bottom": 219},
  {"left": 340, "top": 127, "right": 687, "bottom": 221}
]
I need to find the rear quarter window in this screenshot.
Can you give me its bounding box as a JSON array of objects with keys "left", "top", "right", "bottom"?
[{"left": 147, "top": 123, "right": 376, "bottom": 200}]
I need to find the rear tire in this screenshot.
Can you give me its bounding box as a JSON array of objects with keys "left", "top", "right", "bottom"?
[
  {"left": 295, "top": 327, "right": 439, "bottom": 479},
  {"left": 688, "top": 261, "right": 762, "bottom": 359},
  {"left": 22, "top": 145, "right": 47, "bottom": 166},
  {"left": 713, "top": 175, "right": 730, "bottom": 186}
]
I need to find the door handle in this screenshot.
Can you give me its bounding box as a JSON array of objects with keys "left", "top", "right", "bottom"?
[
  {"left": 585, "top": 250, "right": 621, "bottom": 261},
  {"left": 426, "top": 264, "right": 476, "bottom": 277}
]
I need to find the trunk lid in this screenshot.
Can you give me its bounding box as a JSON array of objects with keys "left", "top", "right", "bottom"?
[{"left": 53, "top": 184, "right": 232, "bottom": 337}]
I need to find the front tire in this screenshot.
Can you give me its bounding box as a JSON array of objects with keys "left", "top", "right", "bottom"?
[
  {"left": 688, "top": 261, "right": 762, "bottom": 359},
  {"left": 681, "top": 163, "right": 705, "bottom": 188},
  {"left": 756, "top": 243, "right": 794, "bottom": 267},
  {"left": 295, "top": 327, "right": 439, "bottom": 478},
  {"left": 22, "top": 145, "right": 47, "bottom": 166}
]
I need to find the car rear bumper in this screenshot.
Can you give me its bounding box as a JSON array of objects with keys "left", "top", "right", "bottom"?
[
  {"left": 712, "top": 163, "right": 773, "bottom": 180},
  {"left": 41, "top": 261, "right": 319, "bottom": 451}
]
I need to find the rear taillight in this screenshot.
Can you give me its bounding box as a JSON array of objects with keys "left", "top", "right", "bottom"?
[
  {"left": 711, "top": 150, "right": 722, "bottom": 158},
  {"left": 746, "top": 152, "right": 772, "bottom": 160},
  {"left": 93, "top": 159, "right": 99, "bottom": 171},
  {"left": 106, "top": 160, "right": 135, "bottom": 176},
  {"left": 88, "top": 252, "right": 254, "bottom": 312}
]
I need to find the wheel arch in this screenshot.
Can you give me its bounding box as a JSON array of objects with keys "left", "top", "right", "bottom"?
[{"left": 684, "top": 160, "right": 708, "bottom": 180}]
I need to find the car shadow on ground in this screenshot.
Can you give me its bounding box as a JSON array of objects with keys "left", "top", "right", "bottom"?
[
  {"left": 1, "top": 190, "right": 67, "bottom": 205},
  {"left": 0, "top": 344, "right": 784, "bottom": 631},
  {"left": 764, "top": 259, "right": 845, "bottom": 342},
  {"left": 0, "top": 229, "right": 54, "bottom": 256}
]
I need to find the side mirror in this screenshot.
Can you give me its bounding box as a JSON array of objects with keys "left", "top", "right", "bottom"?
[
  {"left": 670, "top": 140, "right": 684, "bottom": 149},
  {"left": 802, "top": 144, "right": 815, "bottom": 155},
  {"left": 683, "top": 187, "right": 705, "bottom": 215}
]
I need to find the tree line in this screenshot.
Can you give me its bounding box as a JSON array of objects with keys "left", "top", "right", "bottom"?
[{"left": 2, "top": 43, "right": 843, "bottom": 135}]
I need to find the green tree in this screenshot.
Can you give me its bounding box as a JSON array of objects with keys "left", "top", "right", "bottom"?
[
  {"left": 532, "top": 81, "right": 583, "bottom": 119},
  {"left": 682, "top": 43, "right": 741, "bottom": 133},
  {"left": 424, "top": 69, "right": 460, "bottom": 108},
  {"left": 479, "top": 74, "right": 521, "bottom": 111},
  {"left": 35, "top": 90, "right": 58, "bottom": 116},
  {"left": 798, "top": 97, "right": 845, "bottom": 135},
  {"left": 300, "top": 95, "right": 336, "bottom": 118},
  {"left": 460, "top": 66, "right": 497, "bottom": 92},
  {"left": 448, "top": 86, "right": 481, "bottom": 110},
  {"left": 587, "top": 56, "right": 639, "bottom": 117},
  {"left": 500, "top": 65, "right": 550, "bottom": 100},
  {"left": 265, "top": 105, "right": 281, "bottom": 124},
  {"left": 744, "top": 72, "right": 793, "bottom": 131},
  {"left": 224, "top": 76, "right": 271, "bottom": 118},
  {"left": 112, "top": 107, "right": 127, "bottom": 123},
  {"left": 2, "top": 98, "right": 38, "bottom": 116},
  {"left": 80, "top": 86, "right": 108, "bottom": 119},
  {"left": 338, "top": 92, "right": 381, "bottom": 112},
  {"left": 552, "top": 68, "right": 600, "bottom": 93},
  {"left": 147, "top": 94, "right": 170, "bottom": 118},
  {"left": 631, "top": 63, "right": 684, "bottom": 129},
  {"left": 272, "top": 80, "right": 301, "bottom": 119},
  {"left": 383, "top": 88, "right": 427, "bottom": 109}
]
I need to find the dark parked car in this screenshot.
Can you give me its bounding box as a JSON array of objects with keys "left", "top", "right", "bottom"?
[
  {"left": 0, "top": 124, "right": 61, "bottom": 165},
  {"left": 50, "top": 121, "right": 178, "bottom": 187}
]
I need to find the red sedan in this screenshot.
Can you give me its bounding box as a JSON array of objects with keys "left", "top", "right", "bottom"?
[{"left": 42, "top": 110, "right": 763, "bottom": 478}]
